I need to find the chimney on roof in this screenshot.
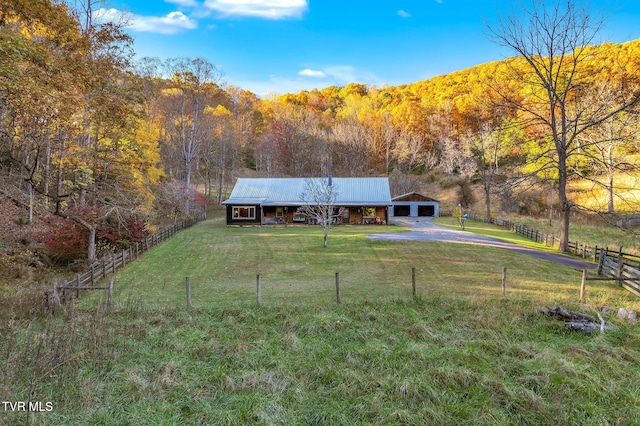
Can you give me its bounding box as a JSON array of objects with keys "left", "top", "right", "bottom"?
[{"left": 328, "top": 174, "right": 332, "bottom": 187}]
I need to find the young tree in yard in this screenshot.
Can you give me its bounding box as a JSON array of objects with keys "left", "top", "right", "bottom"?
[
  {"left": 297, "top": 177, "right": 345, "bottom": 248},
  {"left": 488, "top": 0, "right": 640, "bottom": 252},
  {"left": 453, "top": 204, "right": 466, "bottom": 230}
]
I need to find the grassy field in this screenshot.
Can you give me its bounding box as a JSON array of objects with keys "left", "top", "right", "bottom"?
[
  {"left": 434, "top": 217, "right": 565, "bottom": 253},
  {"left": 2, "top": 298, "right": 640, "bottom": 425},
  {"left": 100, "top": 213, "right": 635, "bottom": 309},
  {"left": 480, "top": 214, "right": 640, "bottom": 255},
  {"left": 2, "top": 214, "right": 640, "bottom": 425}
]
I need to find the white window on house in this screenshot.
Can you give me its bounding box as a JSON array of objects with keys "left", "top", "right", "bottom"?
[
  {"left": 233, "top": 206, "right": 256, "bottom": 220},
  {"left": 276, "top": 207, "right": 284, "bottom": 217}
]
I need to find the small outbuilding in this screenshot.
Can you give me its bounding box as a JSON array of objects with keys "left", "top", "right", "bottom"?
[
  {"left": 390, "top": 192, "right": 440, "bottom": 218},
  {"left": 222, "top": 177, "right": 392, "bottom": 226}
]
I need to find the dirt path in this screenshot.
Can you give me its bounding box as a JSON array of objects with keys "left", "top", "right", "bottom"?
[{"left": 367, "top": 217, "right": 595, "bottom": 270}]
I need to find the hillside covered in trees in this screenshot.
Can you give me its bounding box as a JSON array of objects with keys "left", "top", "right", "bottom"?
[{"left": 1, "top": 0, "right": 639, "bottom": 273}]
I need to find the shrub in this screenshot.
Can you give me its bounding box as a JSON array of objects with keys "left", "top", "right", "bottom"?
[
  {"left": 440, "top": 176, "right": 455, "bottom": 189},
  {"left": 98, "top": 215, "right": 148, "bottom": 251},
  {"left": 39, "top": 216, "right": 89, "bottom": 264}
]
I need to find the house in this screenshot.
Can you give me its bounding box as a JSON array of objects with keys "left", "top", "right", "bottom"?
[
  {"left": 222, "top": 177, "right": 392, "bottom": 225},
  {"left": 390, "top": 192, "right": 440, "bottom": 218}
]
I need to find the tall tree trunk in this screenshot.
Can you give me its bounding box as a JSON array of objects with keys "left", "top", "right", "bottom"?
[
  {"left": 548, "top": 181, "right": 554, "bottom": 226},
  {"left": 87, "top": 225, "right": 96, "bottom": 264},
  {"left": 607, "top": 145, "right": 615, "bottom": 214},
  {"left": 184, "top": 154, "right": 191, "bottom": 216},
  {"left": 485, "top": 186, "right": 492, "bottom": 223},
  {"left": 607, "top": 173, "right": 614, "bottom": 214},
  {"left": 557, "top": 157, "right": 570, "bottom": 253}
]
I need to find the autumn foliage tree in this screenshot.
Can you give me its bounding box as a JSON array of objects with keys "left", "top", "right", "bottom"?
[
  {"left": 0, "top": 0, "right": 162, "bottom": 263},
  {"left": 488, "top": 0, "right": 640, "bottom": 252}
]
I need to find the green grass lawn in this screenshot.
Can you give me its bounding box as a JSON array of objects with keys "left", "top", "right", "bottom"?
[
  {"left": 466, "top": 214, "right": 640, "bottom": 255},
  {"left": 103, "top": 214, "right": 637, "bottom": 309},
  {"left": 434, "top": 216, "right": 573, "bottom": 253},
  {"left": 4, "top": 214, "right": 640, "bottom": 425},
  {"left": 4, "top": 298, "right": 640, "bottom": 425}
]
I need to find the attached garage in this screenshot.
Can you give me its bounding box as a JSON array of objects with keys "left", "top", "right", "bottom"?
[{"left": 390, "top": 192, "right": 440, "bottom": 218}]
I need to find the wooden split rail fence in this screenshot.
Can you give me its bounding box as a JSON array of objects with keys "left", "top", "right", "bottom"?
[
  {"left": 589, "top": 247, "right": 640, "bottom": 297},
  {"left": 474, "top": 215, "right": 640, "bottom": 298},
  {"left": 493, "top": 218, "right": 602, "bottom": 261},
  {"left": 44, "top": 213, "right": 206, "bottom": 311}
]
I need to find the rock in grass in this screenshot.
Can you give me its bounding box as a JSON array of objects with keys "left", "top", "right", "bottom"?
[{"left": 618, "top": 308, "right": 638, "bottom": 324}]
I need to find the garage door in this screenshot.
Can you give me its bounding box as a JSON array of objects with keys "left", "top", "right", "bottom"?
[
  {"left": 394, "top": 205, "right": 410, "bottom": 216},
  {"left": 418, "top": 205, "right": 435, "bottom": 216}
]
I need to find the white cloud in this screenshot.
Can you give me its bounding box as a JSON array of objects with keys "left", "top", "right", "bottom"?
[
  {"left": 397, "top": 10, "right": 411, "bottom": 18},
  {"left": 247, "top": 65, "right": 381, "bottom": 96},
  {"left": 98, "top": 8, "right": 198, "bottom": 34},
  {"left": 299, "top": 68, "right": 326, "bottom": 78},
  {"left": 204, "top": 0, "right": 308, "bottom": 19}
]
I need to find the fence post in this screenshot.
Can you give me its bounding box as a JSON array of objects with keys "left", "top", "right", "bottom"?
[
  {"left": 616, "top": 247, "right": 624, "bottom": 286},
  {"left": 90, "top": 263, "right": 95, "bottom": 287},
  {"left": 112, "top": 252, "right": 116, "bottom": 274},
  {"left": 51, "top": 280, "right": 59, "bottom": 313},
  {"left": 502, "top": 267, "right": 507, "bottom": 297},
  {"left": 335, "top": 272, "right": 341, "bottom": 304},
  {"left": 76, "top": 274, "right": 81, "bottom": 299},
  {"left": 186, "top": 276, "right": 192, "bottom": 308},
  {"left": 580, "top": 269, "right": 587, "bottom": 302},
  {"left": 412, "top": 267, "right": 417, "bottom": 298},
  {"left": 256, "top": 274, "right": 262, "bottom": 305},
  {"left": 597, "top": 247, "right": 607, "bottom": 275},
  {"left": 107, "top": 279, "right": 113, "bottom": 312},
  {"left": 122, "top": 249, "right": 126, "bottom": 267}
]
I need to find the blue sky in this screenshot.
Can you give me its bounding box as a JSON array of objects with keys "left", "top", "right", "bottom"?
[{"left": 101, "top": 0, "right": 640, "bottom": 96}]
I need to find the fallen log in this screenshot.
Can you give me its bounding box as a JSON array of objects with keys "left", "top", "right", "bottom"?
[
  {"left": 541, "top": 306, "right": 603, "bottom": 333},
  {"left": 541, "top": 306, "right": 595, "bottom": 323}
]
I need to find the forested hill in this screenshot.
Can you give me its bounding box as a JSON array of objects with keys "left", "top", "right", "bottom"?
[
  {"left": 258, "top": 38, "right": 640, "bottom": 178},
  {"left": 1, "top": 0, "right": 639, "bottom": 270}
]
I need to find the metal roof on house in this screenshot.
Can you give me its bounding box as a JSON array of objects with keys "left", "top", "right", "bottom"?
[
  {"left": 222, "top": 177, "right": 391, "bottom": 206},
  {"left": 392, "top": 192, "right": 440, "bottom": 203}
]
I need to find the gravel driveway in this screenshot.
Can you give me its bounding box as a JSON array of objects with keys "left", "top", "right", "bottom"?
[{"left": 367, "top": 217, "right": 595, "bottom": 270}]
